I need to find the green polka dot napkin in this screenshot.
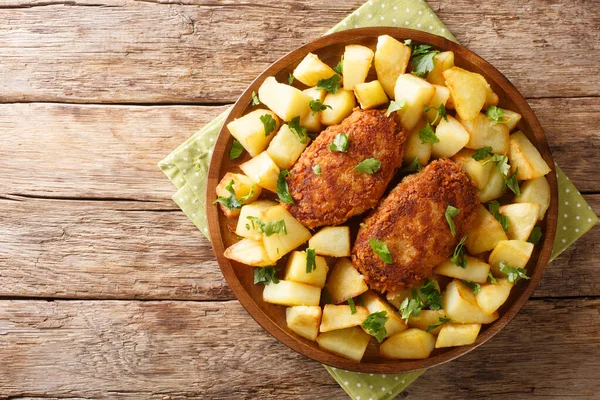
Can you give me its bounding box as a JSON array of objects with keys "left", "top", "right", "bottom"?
[{"left": 158, "top": 0, "right": 598, "bottom": 398}]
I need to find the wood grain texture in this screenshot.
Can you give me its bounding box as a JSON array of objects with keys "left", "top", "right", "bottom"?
[
  {"left": 0, "top": 194, "right": 597, "bottom": 300},
  {"left": 0, "top": 298, "right": 598, "bottom": 399},
  {"left": 0, "top": 0, "right": 598, "bottom": 103}
]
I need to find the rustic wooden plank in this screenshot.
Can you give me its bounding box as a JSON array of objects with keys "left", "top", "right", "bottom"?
[
  {"left": 0, "top": 298, "right": 598, "bottom": 399},
  {"left": 0, "top": 0, "right": 597, "bottom": 103},
  {"left": 0, "top": 194, "right": 597, "bottom": 300},
  {"left": 1, "top": 98, "right": 598, "bottom": 201}
]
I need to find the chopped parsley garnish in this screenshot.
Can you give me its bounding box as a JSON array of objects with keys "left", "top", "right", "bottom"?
[
  {"left": 386, "top": 99, "right": 406, "bottom": 117},
  {"left": 528, "top": 226, "right": 543, "bottom": 245},
  {"left": 488, "top": 272, "right": 498, "bottom": 284},
  {"left": 423, "top": 103, "right": 448, "bottom": 125},
  {"left": 401, "top": 157, "right": 422, "bottom": 173},
  {"left": 254, "top": 267, "right": 279, "bottom": 285},
  {"left": 329, "top": 133, "right": 349, "bottom": 152},
  {"left": 451, "top": 236, "right": 468, "bottom": 269},
  {"left": 288, "top": 73, "right": 295, "bottom": 85},
  {"left": 482, "top": 153, "right": 510, "bottom": 176},
  {"left": 312, "top": 165, "right": 322, "bottom": 176},
  {"left": 488, "top": 201, "right": 510, "bottom": 232},
  {"left": 287, "top": 116, "right": 308, "bottom": 144},
  {"left": 419, "top": 120, "right": 439, "bottom": 144},
  {"left": 420, "top": 279, "right": 442, "bottom": 310},
  {"left": 499, "top": 261, "right": 530, "bottom": 284},
  {"left": 246, "top": 216, "right": 287, "bottom": 237},
  {"left": 486, "top": 106, "right": 507, "bottom": 123},
  {"left": 410, "top": 44, "right": 439, "bottom": 78},
  {"left": 251, "top": 91, "right": 261, "bottom": 106},
  {"left": 504, "top": 168, "right": 521, "bottom": 196},
  {"left": 260, "top": 114, "right": 277, "bottom": 137},
  {"left": 354, "top": 158, "right": 381, "bottom": 174},
  {"left": 213, "top": 180, "right": 241, "bottom": 210},
  {"left": 362, "top": 311, "right": 389, "bottom": 343},
  {"left": 462, "top": 280, "right": 481, "bottom": 295},
  {"left": 305, "top": 248, "right": 316, "bottom": 274},
  {"left": 445, "top": 205, "right": 460, "bottom": 237},
  {"left": 348, "top": 297, "right": 357, "bottom": 314},
  {"left": 316, "top": 74, "right": 342, "bottom": 94},
  {"left": 369, "top": 238, "right": 393, "bottom": 264},
  {"left": 229, "top": 139, "right": 244, "bottom": 160},
  {"left": 276, "top": 169, "right": 294, "bottom": 204},
  {"left": 308, "top": 99, "right": 332, "bottom": 115},
  {"left": 399, "top": 288, "right": 424, "bottom": 323},
  {"left": 426, "top": 316, "right": 452, "bottom": 333},
  {"left": 472, "top": 146, "right": 493, "bottom": 161},
  {"left": 333, "top": 56, "right": 344, "bottom": 75}
]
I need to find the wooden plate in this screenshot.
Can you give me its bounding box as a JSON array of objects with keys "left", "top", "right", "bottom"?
[{"left": 206, "top": 27, "right": 558, "bottom": 373}]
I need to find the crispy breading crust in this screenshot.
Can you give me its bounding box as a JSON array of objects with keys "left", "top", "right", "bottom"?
[
  {"left": 284, "top": 109, "right": 406, "bottom": 229},
  {"left": 352, "top": 159, "right": 479, "bottom": 294}
]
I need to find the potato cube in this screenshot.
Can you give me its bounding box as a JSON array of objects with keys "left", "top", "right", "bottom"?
[
  {"left": 263, "top": 280, "right": 321, "bottom": 306},
  {"left": 308, "top": 226, "right": 351, "bottom": 257},
  {"left": 508, "top": 131, "right": 551, "bottom": 180},
  {"left": 435, "top": 323, "right": 481, "bottom": 348},
  {"left": 325, "top": 258, "right": 369, "bottom": 304},
  {"left": 321, "top": 89, "right": 356, "bottom": 126},
  {"left": 353, "top": 80, "right": 388, "bottom": 109},
  {"left": 374, "top": 35, "right": 411, "bottom": 97},
  {"left": 301, "top": 87, "right": 326, "bottom": 132},
  {"left": 459, "top": 113, "right": 510, "bottom": 155},
  {"left": 464, "top": 204, "right": 508, "bottom": 255},
  {"left": 500, "top": 108, "right": 522, "bottom": 131},
  {"left": 361, "top": 291, "right": 407, "bottom": 337},
  {"left": 434, "top": 255, "right": 491, "bottom": 284},
  {"left": 407, "top": 309, "right": 447, "bottom": 336},
  {"left": 258, "top": 76, "right": 312, "bottom": 121},
  {"left": 452, "top": 149, "right": 494, "bottom": 189},
  {"left": 284, "top": 250, "right": 329, "bottom": 288},
  {"left": 286, "top": 306, "right": 322, "bottom": 341},
  {"left": 402, "top": 119, "right": 432, "bottom": 166},
  {"left": 443, "top": 67, "right": 488, "bottom": 121},
  {"left": 317, "top": 326, "right": 371, "bottom": 362},
  {"left": 476, "top": 279, "right": 514, "bottom": 315},
  {"left": 239, "top": 152, "right": 280, "bottom": 193},
  {"left": 425, "top": 85, "right": 451, "bottom": 125},
  {"left": 479, "top": 167, "right": 505, "bottom": 203},
  {"left": 380, "top": 329, "right": 436, "bottom": 360},
  {"left": 320, "top": 304, "right": 370, "bottom": 332},
  {"left": 227, "top": 109, "right": 280, "bottom": 157},
  {"left": 515, "top": 177, "right": 551, "bottom": 220},
  {"left": 235, "top": 200, "right": 277, "bottom": 240},
  {"left": 224, "top": 238, "right": 274, "bottom": 267},
  {"left": 443, "top": 280, "right": 499, "bottom": 324},
  {"left": 488, "top": 240, "right": 534, "bottom": 276},
  {"left": 431, "top": 115, "right": 470, "bottom": 158},
  {"left": 260, "top": 205, "right": 312, "bottom": 261},
  {"left": 292, "top": 53, "right": 337, "bottom": 87},
  {"left": 476, "top": 74, "right": 499, "bottom": 108},
  {"left": 499, "top": 202, "right": 541, "bottom": 241},
  {"left": 266, "top": 124, "right": 310, "bottom": 170},
  {"left": 426, "top": 51, "right": 454, "bottom": 86},
  {"left": 342, "top": 44, "right": 374, "bottom": 90},
  {"left": 394, "top": 74, "right": 436, "bottom": 131},
  {"left": 215, "top": 172, "right": 262, "bottom": 218}
]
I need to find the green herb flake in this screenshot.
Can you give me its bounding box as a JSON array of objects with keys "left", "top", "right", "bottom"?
[
  {"left": 423, "top": 103, "right": 448, "bottom": 125},
  {"left": 488, "top": 201, "right": 510, "bottom": 232},
  {"left": 528, "top": 226, "right": 543, "bottom": 245},
  {"left": 213, "top": 179, "right": 242, "bottom": 210},
  {"left": 260, "top": 113, "right": 277, "bottom": 137},
  {"left": 329, "top": 133, "right": 349, "bottom": 152},
  {"left": 482, "top": 154, "right": 510, "bottom": 176},
  {"left": 399, "top": 288, "right": 424, "bottom": 323},
  {"left": 305, "top": 248, "right": 316, "bottom": 274},
  {"left": 486, "top": 106, "right": 507, "bottom": 123},
  {"left": 401, "top": 157, "right": 422, "bottom": 174},
  {"left": 504, "top": 168, "right": 521, "bottom": 196},
  {"left": 308, "top": 99, "right": 332, "bottom": 115},
  {"left": 251, "top": 91, "right": 261, "bottom": 106},
  {"left": 348, "top": 297, "right": 357, "bottom": 314},
  {"left": 354, "top": 158, "right": 381, "bottom": 174},
  {"left": 362, "top": 311, "right": 389, "bottom": 343},
  {"left": 499, "top": 261, "right": 530, "bottom": 284},
  {"left": 333, "top": 55, "right": 344, "bottom": 75},
  {"left": 472, "top": 146, "right": 493, "bottom": 161},
  {"left": 386, "top": 99, "right": 406, "bottom": 117},
  {"left": 253, "top": 267, "right": 279, "bottom": 285},
  {"left": 288, "top": 73, "right": 295, "bottom": 85},
  {"left": 445, "top": 205, "right": 460, "bottom": 237},
  {"left": 426, "top": 316, "right": 452, "bottom": 333},
  {"left": 287, "top": 116, "right": 309, "bottom": 144},
  {"left": 420, "top": 279, "right": 442, "bottom": 310},
  {"left": 316, "top": 74, "right": 342, "bottom": 94},
  {"left": 246, "top": 216, "right": 287, "bottom": 237},
  {"left": 369, "top": 238, "right": 393, "bottom": 264},
  {"left": 419, "top": 120, "right": 440, "bottom": 144},
  {"left": 229, "top": 139, "right": 244, "bottom": 160},
  {"left": 462, "top": 280, "right": 481, "bottom": 295},
  {"left": 488, "top": 272, "right": 498, "bottom": 284},
  {"left": 312, "top": 165, "right": 322, "bottom": 176},
  {"left": 410, "top": 45, "right": 439, "bottom": 78},
  {"left": 451, "top": 236, "right": 468, "bottom": 269},
  {"left": 276, "top": 169, "right": 294, "bottom": 204}
]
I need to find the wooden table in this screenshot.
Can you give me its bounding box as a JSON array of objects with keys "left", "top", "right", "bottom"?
[{"left": 1, "top": 1, "right": 598, "bottom": 398}]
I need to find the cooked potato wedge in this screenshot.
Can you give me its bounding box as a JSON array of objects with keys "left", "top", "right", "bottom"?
[
  {"left": 443, "top": 67, "right": 488, "bottom": 121},
  {"left": 317, "top": 326, "right": 371, "bottom": 361},
  {"left": 239, "top": 152, "right": 280, "bottom": 193},
  {"left": 260, "top": 205, "right": 312, "bottom": 261},
  {"left": 514, "top": 176, "right": 551, "bottom": 220},
  {"left": 432, "top": 115, "right": 470, "bottom": 158},
  {"left": 227, "top": 109, "right": 280, "bottom": 157},
  {"left": 508, "top": 131, "right": 551, "bottom": 180},
  {"left": 476, "top": 279, "right": 514, "bottom": 315},
  {"left": 499, "top": 202, "right": 541, "bottom": 241},
  {"left": 266, "top": 124, "right": 310, "bottom": 170},
  {"left": 301, "top": 87, "right": 326, "bottom": 132},
  {"left": 443, "top": 280, "right": 499, "bottom": 324},
  {"left": 215, "top": 172, "right": 262, "bottom": 218},
  {"left": 380, "top": 329, "right": 436, "bottom": 360},
  {"left": 374, "top": 35, "right": 411, "bottom": 97},
  {"left": 292, "top": 53, "right": 337, "bottom": 87},
  {"left": 353, "top": 80, "right": 388, "bottom": 110},
  {"left": 459, "top": 112, "right": 510, "bottom": 155},
  {"left": 286, "top": 306, "right": 322, "bottom": 341},
  {"left": 425, "top": 85, "right": 451, "bottom": 125},
  {"left": 426, "top": 51, "right": 454, "bottom": 86},
  {"left": 343, "top": 44, "right": 374, "bottom": 90},
  {"left": 394, "top": 74, "right": 436, "bottom": 131},
  {"left": 321, "top": 89, "right": 356, "bottom": 126},
  {"left": 319, "top": 304, "right": 370, "bottom": 332},
  {"left": 258, "top": 76, "right": 312, "bottom": 121},
  {"left": 263, "top": 280, "right": 321, "bottom": 306},
  {"left": 235, "top": 200, "right": 277, "bottom": 240},
  {"left": 402, "top": 118, "right": 432, "bottom": 166},
  {"left": 452, "top": 148, "right": 495, "bottom": 190},
  {"left": 361, "top": 291, "right": 407, "bottom": 337},
  {"left": 500, "top": 108, "right": 522, "bottom": 131},
  {"left": 407, "top": 309, "right": 447, "bottom": 336},
  {"left": 488, "top": 240, "right": 534, "bottom": 276},
  {"left": 479, "top": 166, "right": 505, "bottom": 203},
  {"left": 308, "top": 226, "right": 351, "bottom": 257},
  {"left": 325, "top": 258, "right": 369, "bottom": 304},
  {"left": 434, "top": 255, "right": 491, "bottom": 284},
  {"left": 435, "top": 323, "right": 481, "bottom": 348},
  {"left": 223, "top": 238, "right": 274, "bottom": 267},
  {"left": 464, "top": 204, "right": 508, "bottom": 255},
  {"left": 284, "top": 250, "right": 329, "bottom": 288}
]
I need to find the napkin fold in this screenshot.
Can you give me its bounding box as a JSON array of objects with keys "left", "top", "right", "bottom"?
[{"left": 158, "top": 0, "right": 598, "bottom": 398}]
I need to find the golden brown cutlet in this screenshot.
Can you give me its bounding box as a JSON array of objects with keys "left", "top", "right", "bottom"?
[
  {"left": 284, "top": 108, "right": 407, "bottom": 229},
  {"left": 352, "top": 159, "right": 479, "bottom": 294}
]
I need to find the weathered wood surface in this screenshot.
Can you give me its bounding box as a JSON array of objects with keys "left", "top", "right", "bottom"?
[
  {"left": 0, "top": 0, "right": 598, "bottom": 103},
  {"left": 0, "top": 299, "right": 598, "bottom": 399}
]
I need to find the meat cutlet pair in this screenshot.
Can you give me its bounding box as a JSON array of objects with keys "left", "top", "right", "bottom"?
[{"left": 284, "top": 108, "right": 479, "bottom": 294}]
